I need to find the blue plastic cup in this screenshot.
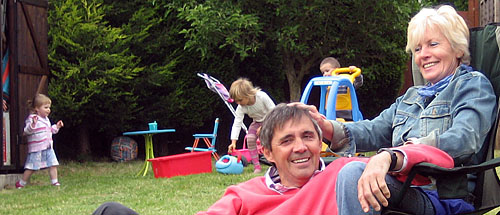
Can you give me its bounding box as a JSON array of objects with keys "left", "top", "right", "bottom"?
[{"left": 149, "top": 121, "right": 157, "bottom": 130}]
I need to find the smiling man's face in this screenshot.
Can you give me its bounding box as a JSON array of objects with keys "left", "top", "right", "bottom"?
[{"left": 263, "top": 115, "right": 322, "bottom": 188}]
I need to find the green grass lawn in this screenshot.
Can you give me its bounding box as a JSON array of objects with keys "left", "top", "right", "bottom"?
[
  {"left": 0, "top": 159, "right": 263, "bottom": 215},
  {"left": 1, "top": 151, "right": 499, "bottom": 215}
]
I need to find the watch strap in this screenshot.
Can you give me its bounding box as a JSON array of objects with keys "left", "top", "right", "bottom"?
[{"left": 377, "top": 148, "right": 397, "bottom": 171}]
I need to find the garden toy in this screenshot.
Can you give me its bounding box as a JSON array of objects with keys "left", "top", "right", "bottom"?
[
  {"left": 110, "top": 136, "right": 138, "bottom": 162},
  {"left": 300, "top": 67, "right": 363, "bottom": 122},
  {"left": 148, "top": 151, "right": 212, "bottom": 178},
  {"left": 216, "top": 154, "right": 243, "bottom": 174},
  {"left": 185, "top": 118, "right": 220, "bottom": 160},
  {"left": 123, "top": 125, "right": 176, "bottom": 176},
  {"left": 329, "top": 67, "right": 362, "bottom": 121},
  {"left": 300, "top": 68, "right": 364, "bottom": 158},
  {"left": 197, "top": 73, "right": 248, "bottom": 133},
  {"left": 229, "top": 135, "right": 263, "bottom": 163}
]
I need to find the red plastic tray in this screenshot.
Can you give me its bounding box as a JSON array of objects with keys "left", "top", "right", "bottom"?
[{"left": 148, "top": 151, "right": 212, "bottom": 178}]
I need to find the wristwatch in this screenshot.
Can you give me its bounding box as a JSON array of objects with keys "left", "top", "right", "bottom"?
[{"left": 377, "top": 148, "right": 397, "bottom": 171}]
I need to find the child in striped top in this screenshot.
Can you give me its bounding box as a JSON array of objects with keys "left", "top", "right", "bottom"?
[{"left": 16, "top": 94, "right": 64, "bottom": 189}]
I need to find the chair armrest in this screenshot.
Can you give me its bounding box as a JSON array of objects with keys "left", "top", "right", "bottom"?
[
  {"left": 392, "top": 157, "right": 500, "bottom": 205},
  {"left": 411, "top": 157, "right": 500, "bottom": 176}
]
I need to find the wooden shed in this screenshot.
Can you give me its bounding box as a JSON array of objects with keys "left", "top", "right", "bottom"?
[{"left": 1, "top": 0, "right": 48, "bottom": 174}]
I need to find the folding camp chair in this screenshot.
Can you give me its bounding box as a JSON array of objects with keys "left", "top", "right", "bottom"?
[
  {"left": 185, "top": 118, "right": 220, "bottom": 160},
  {"left": 383, "top": 23, "right": 500, "bottom": 215}
]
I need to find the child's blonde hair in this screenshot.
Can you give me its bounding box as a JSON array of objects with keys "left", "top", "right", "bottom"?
[
  {"left": 229, "top": 78, "right": 260, "bottom": 101},
  {"left": 27, "top": 93, "right": 51, "bottom": 113}
]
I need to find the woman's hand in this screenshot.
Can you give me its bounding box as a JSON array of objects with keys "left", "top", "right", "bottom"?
[
  {"left": 287, "top": 102, "right": 333, "bottom": 140},
  {"left": 287, "top": 102, "right": 325, "bottom": 124}
]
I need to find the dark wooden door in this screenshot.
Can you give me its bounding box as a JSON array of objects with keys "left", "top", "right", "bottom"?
[{"left": 0, "top": 0, "right": 48, "bottom": 172}]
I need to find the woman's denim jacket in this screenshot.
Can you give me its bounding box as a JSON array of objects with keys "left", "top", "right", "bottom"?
[{"left": 330, "top": 64, "right": 497, "bottom": 166}]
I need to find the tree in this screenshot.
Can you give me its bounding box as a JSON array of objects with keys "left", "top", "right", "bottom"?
[
  {"left": 48, "top": 0, "right": 142, "bottom": 158},
  {"left": 177, "top": 0, "right": 417, "bottom": 112},
  {"left": 102, "top": 0, "right": 228, "bottom": 132}
]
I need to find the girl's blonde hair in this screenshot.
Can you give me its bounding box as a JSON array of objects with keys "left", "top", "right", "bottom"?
[
  {"left": 229, "top": 78, "right": 260, "bottom": 101},
  {"left": 406, "top": 5, "right": 470, "bottom": 64},
  {"left": 27, "top": 93, "right": 51, "bottom": 113}
]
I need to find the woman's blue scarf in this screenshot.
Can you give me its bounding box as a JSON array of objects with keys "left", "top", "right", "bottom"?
[
  {"left": 417, "top": 73, "right": 454, "bottom": 98},
  {"left": 417, "top": 64, "right": 472, "bottom": 98}
]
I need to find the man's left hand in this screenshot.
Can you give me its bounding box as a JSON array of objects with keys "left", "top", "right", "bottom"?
[{"left": 357, "top": 152, "right": 392, "bottom": 212}]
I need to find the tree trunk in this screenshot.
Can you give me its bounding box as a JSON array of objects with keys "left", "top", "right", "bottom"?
[
  {"left": 286, "top": 71, "right": 302, "bottom": 102},
  {"left": 77, "top": 124, "right": 91, "bottom": 157},
  {"left": 283, "top": 53, "right": 320, "bottom": 102}
]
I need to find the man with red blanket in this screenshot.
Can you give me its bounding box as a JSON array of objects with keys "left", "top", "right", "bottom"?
[
  {"left": 93, "top": 103, "right": 455, "bottom": 215},
  {"left": 197, "top": 103, "right": 454, "bottom": 215}
]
